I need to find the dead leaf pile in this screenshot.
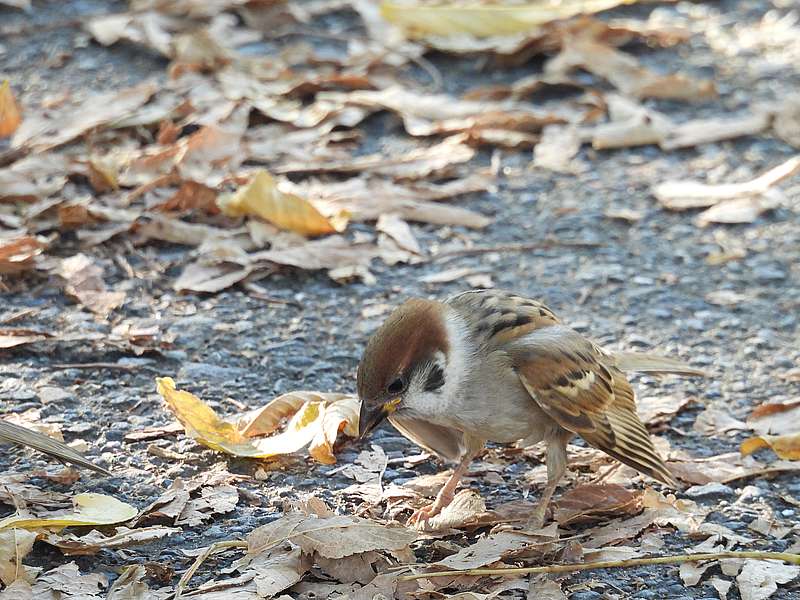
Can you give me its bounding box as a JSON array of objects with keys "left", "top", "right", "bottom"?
[{"left": 1, "top": 0, "right": 784, "bottom": 302}]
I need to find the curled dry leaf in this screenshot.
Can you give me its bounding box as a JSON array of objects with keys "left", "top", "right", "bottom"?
[
  {"left": 12, "top": 81, "right": 157, "bottom": 151},
  {"left": 747, "top": 401, "right": 800, "bottom": 436},
  {"left": 554, "top": 483, "right": 642, "bottom": 526},
  {"left": 0, "top": 493, "right": 137, "bottom": 531},
  {"left": 156, "top": 377, "right": 359, "bottom": 462},
  {"left": 380, "top": 0, "right": 634, "bottom": 38},
  {"left": 740, "top": 432, "right": 800, "bottom": 461},
  {"left": 547, "top": 25, "right": 715, "bottom": 101},
  {"left": 246, "top": 510, "right": 418, "bottom": 560},
  {"left": 0, "top": 80, "right": 22, "bottom": 138},
  {"left": 218, "top": 170, "right": 345, "bottom": 237},
  {"left": 0, "top": 236, "right": 46, "bottom": 275},
  {"left": 57, "top": 254, "right": 126, "bottom": 318},
  {"left": 43, "top": 526, "right": 180, "bottom": 556},
  {"left": 653, "top": 155, "right": 800, "bottom": 210}
]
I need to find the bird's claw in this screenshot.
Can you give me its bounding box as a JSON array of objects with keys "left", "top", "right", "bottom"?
[{"left": 407, "top": 503, "right": 440, "bottom": 530}]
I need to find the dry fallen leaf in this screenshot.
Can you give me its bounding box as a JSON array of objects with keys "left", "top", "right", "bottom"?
[
  {"left": 0, "top": 528, "right": 37, "bottom": 586},
  {"left": 381, "top": 0, "right": 634, "bottom": 38},
  {"left": 246, "top": 510, "right": 418, "bottom": 560},
  {"left": 547, "top": 23, "right": 715, "bottom": 100},
  {"left": 747, "top": 401, "right": 800, "bottom": 436},
  {"left": 740, "top": 432, "right": 800, "bottom": 461},
  {"left": 43, "top": 526, "right": 179, "bottom": 556},
  {"left": 12, "top": 81, "right": 157, "bottom": 151},
  {"left": 57, "top": 254, "right": 126, "bottom": 318},
  {"left": 554, "top": 483, "right": 642, "bottom": 526},
  {"left": 218, "top": 170, "right": 344, "bottom": 237},
  {"left": 0, "top": 80, "right": 22, "bottom": 138},
  {"left": 0, "top": 236, "right": 47, "bottom": 275},
  {"left": 652, "top": 155, "right": 800, "bottom": 210},
  {"left": 0, "top": 493, "right": 137, "bottom": 531},
  {"left": 156, "top": 377, "right": 359, "bottom": 462},
  {"left": 736, "top": 559, "right": 800, "bottom": 600}
]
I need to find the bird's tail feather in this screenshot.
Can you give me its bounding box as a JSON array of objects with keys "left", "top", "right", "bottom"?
[{"left": 612, "top": 352, "right": 708, "bottom": 377}]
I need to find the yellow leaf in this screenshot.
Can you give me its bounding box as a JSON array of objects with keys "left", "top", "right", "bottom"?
[
  {"left": 218, "top": 170, "right": 343, "bottom": 237},
  {"left": 0, "top": 494, "right": 137, "bottom": 532},
  {"left": 741, "top": 432, "right": 800, "bottom": 461},
  {"left": 380, "top": 0, "right": 635, "bottom": 38},
  {"left": 156, "top": 376, "right": 268, "bottom": 457},
  {"left": 155, "top": 377, "right": 359, "bottom": 462},
  {"left": 0, "top": 80, "right": 22, "bottom": 138},
  {"left": 309, "top": 396, "right": 361, "bottom": 464}
]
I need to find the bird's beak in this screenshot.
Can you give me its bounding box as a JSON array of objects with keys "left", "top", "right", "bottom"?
[{"left": 358, "top": 398, "right": 400, "bottom": 439}]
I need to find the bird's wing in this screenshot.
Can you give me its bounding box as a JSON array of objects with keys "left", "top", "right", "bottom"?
[
  {"left": 446, "top": 289, "right": 561, "bottom": 349},
  {"left": 508, "top": 325, "right": 677, "bottom": 486},
  {"left": 0, "top": 420, "right": 111, "bottom": 475}
]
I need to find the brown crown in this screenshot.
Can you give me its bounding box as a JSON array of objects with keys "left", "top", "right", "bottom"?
[{"left": 357, "top": 298, "right": 449, "bottom": 403}]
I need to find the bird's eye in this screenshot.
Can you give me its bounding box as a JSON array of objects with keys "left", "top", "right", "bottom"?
[{"left": 387, "top": 378, "right": 405, "bottom": 395}]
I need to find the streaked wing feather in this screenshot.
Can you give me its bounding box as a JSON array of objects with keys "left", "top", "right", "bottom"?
[{"left": 511, "top": 326, "right": 676, "bottom": 487}]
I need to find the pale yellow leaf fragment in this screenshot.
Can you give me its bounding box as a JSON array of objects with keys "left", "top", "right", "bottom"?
[
  {"left": 381, "top": 0, "right": 635, "bottom": 38},
  {"left": 0, "top": 494, "right": 137, "bottom": 531},
  {"left": 0, "top": 80, "right": 22, "bottom": 138},
  {"left": 218, "top": 170, "right": 344, "bottom": 237},
  {"left": 156, "top": 378, "right": 359, "bottom": 462},
  {"left": 741, "top": 432, "right": 800, "bottom": 461}
]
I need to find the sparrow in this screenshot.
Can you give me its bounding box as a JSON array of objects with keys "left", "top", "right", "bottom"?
[
  {"left": 0, "top": 420, "right": 111, "bottom": 475},
  {"left": 357, "top": 289, "right": 704, "bottom": 528}
]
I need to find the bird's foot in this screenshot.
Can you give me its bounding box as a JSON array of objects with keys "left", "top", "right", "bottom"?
[
  {"left": 406, "top": 489, "right": 455, "bottom": 530},
  {"left": 524, "top": 504, "right": 549, "bottom": 531}
]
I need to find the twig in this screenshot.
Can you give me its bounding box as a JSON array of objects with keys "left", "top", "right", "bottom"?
[
  {"left": 173, "top": 540, "right": 248, "bottom": 600},
  {"left": 434, "top": 240, "right": 601, "bottom": 260},
  {"left": 0, "top": 309, "right": 38, "bottom": 325},
  {"left": 399, "top": 551, "right": 800, "bottom": 581},
  {"left": 51, "top": 362, "right": 151, "bottom": 371},
  {"left": 241, "top": 282, "right": 302, "bottom": 308}
]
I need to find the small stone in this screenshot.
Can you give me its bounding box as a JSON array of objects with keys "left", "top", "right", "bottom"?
[
  {"left": 570, "top": 592, "right": 602, "bottom": 600},
  {"left": 685, "top": 483, "right": 734, "bottom": 498},
  {"left": 753, "top": 265, "right": 786, "bottom": 282},
  {"left": 781, "top": 509, "right": 795, "bottom": 517},
  {"left": 178, "top": 362, "right": 247, "bottom": 383}
]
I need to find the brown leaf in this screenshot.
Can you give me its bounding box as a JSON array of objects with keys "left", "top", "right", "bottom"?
[
  {"left": 295, "top": 176, "right": 491, "bottom": 228},
  {"left": 435, "top": 526, "right": 559, "bottom": 569},
  {"left": 247, "top": 512, "right": 418, "bottom": 560},
  {"left": 653, "top": 155, "right": 800, "bottom": 210},
  {"left": 0, "top": 154, "right": 69, "bottom": 201},
  {"left": 0, "top": 80, "right": 22, "bottom": 138},
  {"left": 0, "top": 528, "right": 37, "bottom": 586},
  {"left": 57, "top": 254, "right": 125, "bottom": 318},
  {"left": 736, "top": 559, "right": 800, "bottom": 600},
  {"left": 0, "top": 236, "right": 46, "bottom": 275},
  {"left": 43, "top": 526, "right": 179, "bottom": 556},
  {"left": 747, "top": 401, "right": 800, "bottom": 436},
  {"left": 376, "top": 214, "right": 422, "bottom": 255},
  {"left": 554, "top": 484, "right": 642, "bottom": 526},
  {"left": 547, "top": 27, "right": 715, "bottom": 100},
  {"left": 12, "top": 82, "right": 157, "bottom": 151}
]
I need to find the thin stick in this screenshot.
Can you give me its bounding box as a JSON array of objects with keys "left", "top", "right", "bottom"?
[
  {"left": 434, "top": 240, "right": 601, "bottom": 259},
  {"left": 174, "top": 540, "right": 248, "bottom": 599},
  {"left": 399, "top": 551, "right": 800, "bottom": 581},
  {"left": 52, "top": 362, "right": 147, "bottom": 371}
]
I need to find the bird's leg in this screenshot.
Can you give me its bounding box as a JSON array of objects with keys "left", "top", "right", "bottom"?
[
  {"left": 527, "top": 432, "right": 570, "bottom": 530},
  {"left": 408, "top": 435, "right": 484, "bottom": 529}
]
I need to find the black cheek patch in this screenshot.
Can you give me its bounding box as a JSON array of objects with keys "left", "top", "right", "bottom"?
[{"left": 424, "top": 364, "right": 446, "bottom": 392}]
